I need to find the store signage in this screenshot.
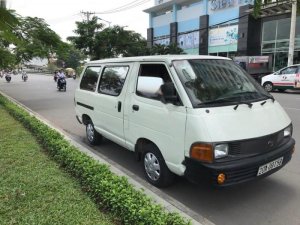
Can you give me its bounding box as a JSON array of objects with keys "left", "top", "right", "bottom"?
[
  {"left": 153, "top": 38, "right": 170, "bottom": 46},
  {"left": 248, "top": 56, "right": 269, "bottom": 63},
  {"left": 209, "top": 0, "right": 254, "bottom": 11},
  {"left": 209, "top": 25, "right": 238, "bottom": 46},
  {"left": 210, "top": 0, "right": 234, "bottom": 11},
  {"left": 178, "top": 31, "right": 199, "bottom": 49}
]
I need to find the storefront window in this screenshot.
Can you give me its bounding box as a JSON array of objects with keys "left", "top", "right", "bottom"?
[
  {"left": 262, "top": 17, "right": 300, "bottom": 71},
  {"left": 277, "top": 18, "right": 290, "bottom": 40},
  {"left": 274, "top": 52, "right": 288, "bottom": 71},
  {"left": 262, "top": 20, "right": 276, "bottom": 41}
]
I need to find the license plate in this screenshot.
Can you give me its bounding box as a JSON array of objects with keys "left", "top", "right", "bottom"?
[{"left": 257, "top": 157, "right": 284, "bottom": 176}]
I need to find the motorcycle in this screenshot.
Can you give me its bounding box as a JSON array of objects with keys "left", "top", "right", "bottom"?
[
  {"left": 57, "top": 78, "right": 66, "bottom": 91},
  {"left": 5, "top": 74, "right": 11, "bottom": 82},
  {"left": 22, "top": 73, "right": 28, "bottom": 82}
]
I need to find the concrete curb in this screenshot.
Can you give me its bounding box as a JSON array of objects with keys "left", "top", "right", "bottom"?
[{"left": 0, "top": 90, "right": 214, "bottom": 225}]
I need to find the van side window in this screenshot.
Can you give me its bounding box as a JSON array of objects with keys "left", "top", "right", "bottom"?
[
  {"left": 136, "top": 64, "right": 173, "bottom": 100},
  {"left": 98, "top": 66, "right": 129, "bottom": 96},
  {"left": 80, "top": 66, "right": 101, "bottom": 92}
]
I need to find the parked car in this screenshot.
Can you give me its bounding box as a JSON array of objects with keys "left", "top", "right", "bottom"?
[
  {"left": 261, "top": 64, "right": 300, "bottom": 92},
  {"left": 75, "top": 55, "right": 295, "bottom": 188}
]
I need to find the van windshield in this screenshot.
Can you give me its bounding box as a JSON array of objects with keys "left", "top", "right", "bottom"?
[{"left": 173, "top": 59, "right": 272, "bottom": 108}]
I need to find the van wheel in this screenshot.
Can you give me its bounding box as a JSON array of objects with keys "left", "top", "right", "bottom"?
[
  {"left": 86, "top": 121, "right": 102, "bottom": 145},
  {"left": 142, "top": 144, "right": 175, "bottom": 188},
  {"left": 263, "top": 82, "right": 273, "bottom": 92}
]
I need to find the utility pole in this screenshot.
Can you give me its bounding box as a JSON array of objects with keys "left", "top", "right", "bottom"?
[
  {"left": 80, "top": 11, "right": 95, "bottom": 22},
  {"left": 288, "top": 0, "right": 297, "bottom": 66}
]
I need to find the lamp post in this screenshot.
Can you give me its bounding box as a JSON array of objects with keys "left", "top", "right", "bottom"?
[{"left": 288, "top": 0, "right": 297, "bottom": 66}]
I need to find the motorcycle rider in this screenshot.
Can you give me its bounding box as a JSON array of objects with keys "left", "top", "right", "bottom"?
[
  {"left": 21, "top": 70, "right": 27, "bottom": 80},
  {"left": 57, "top": 69, "right": 66, "bottom": 87}
]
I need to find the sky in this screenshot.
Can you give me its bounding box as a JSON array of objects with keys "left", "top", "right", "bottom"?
[{"left": 8, "top": 0, "right": 154, "bottom": 41}]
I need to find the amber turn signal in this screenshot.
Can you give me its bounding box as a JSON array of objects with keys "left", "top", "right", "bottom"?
[
  {"left": 217, "top": 173, "right": 226, "bottom": 185},
  {"left": 190, "top": 144, "right": 213, "bottom": 163}
]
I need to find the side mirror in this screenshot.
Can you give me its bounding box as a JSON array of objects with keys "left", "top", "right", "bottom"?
[{"left": 160, "top": 82, "right": 178, "bottom": 104}]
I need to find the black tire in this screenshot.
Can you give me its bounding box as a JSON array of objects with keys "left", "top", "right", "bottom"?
[
  {"left": 263, "top": 82, "right": 273, "bottom": 92},
  {"left": 142, "top": 144, "right": 175, "bottom": 188},
  {"left": 278, "top": 89, "right": 285, "bottom": 93},
  {"left": 86, "top": 120, "right": 102, "bottom": 145}
]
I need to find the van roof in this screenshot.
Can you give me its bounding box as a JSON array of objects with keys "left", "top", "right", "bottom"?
[{"left": 86, "top": 55, "right": 231, "bottom": 65}]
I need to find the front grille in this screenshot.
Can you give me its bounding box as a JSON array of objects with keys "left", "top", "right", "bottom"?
[{"left": 228, "top": 130, "right": 285, "bottom": 156}]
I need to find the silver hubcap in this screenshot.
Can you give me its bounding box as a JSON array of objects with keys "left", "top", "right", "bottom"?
[
  {"left": 264, "top": 83, "right": 273, "bottom": 92},
  {"left": 144, "top": 153, "right": 160, "bottom": 181},
  {"left": 87, "top": 124, "right": 94, "bottom": 142}
]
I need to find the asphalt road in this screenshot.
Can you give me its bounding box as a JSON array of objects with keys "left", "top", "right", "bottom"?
[{"left": 1, "top": 74, "right": 299, "bottom": 225}]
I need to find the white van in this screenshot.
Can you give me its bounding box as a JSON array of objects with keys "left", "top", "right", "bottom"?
[
  {"left": 75, "top": 55, "right": 295, "bottom": 187},
  {"left": 261, "top": 64, "right": 300, "bottom": 92}
]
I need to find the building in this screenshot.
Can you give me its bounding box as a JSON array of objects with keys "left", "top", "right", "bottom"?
[{"left": 144, "top": 0, "right": 299, "bottom": 70}]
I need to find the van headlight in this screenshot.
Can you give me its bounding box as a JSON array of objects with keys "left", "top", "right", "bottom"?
[
  {"left": 284, "top": 124, "right": 293, "bottom": 137},
  {"left": 214, "top": 144, "right": 229, "bottom": 159}
]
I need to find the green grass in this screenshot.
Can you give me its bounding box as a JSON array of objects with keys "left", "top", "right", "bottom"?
[{"left": 0, "top": 107, "right": 116, "bottom": 225}]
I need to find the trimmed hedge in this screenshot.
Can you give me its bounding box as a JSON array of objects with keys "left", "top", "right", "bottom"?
[{"left": 0, "top": 95, "right": 191, "bottom": 225}]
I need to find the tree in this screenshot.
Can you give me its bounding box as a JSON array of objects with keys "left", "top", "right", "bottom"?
[
  {"left": 57, "top": 43, "right": 84, "bottom": 69},
  {"left": 0, "top": 4, "right": 20, "bottom": 68},
  {"left": 13, "top": 17, "right": 64, "bottom": 64},
  {"left": 93, "top": 25, "right": 149, "bottom": 59},
  {"left": 150, "top": 43, "right": 185, "bottom": 55},
  {"left": 67, "top": 16, "right": 104, "bottom": 57}
]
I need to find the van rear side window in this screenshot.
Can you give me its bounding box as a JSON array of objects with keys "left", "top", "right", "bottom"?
[
  {"left": 80, "top": 66, "right": 101, "bottom": 92},
  {"left": 98, "top": 66, "right": 129, "bottom": 96}
]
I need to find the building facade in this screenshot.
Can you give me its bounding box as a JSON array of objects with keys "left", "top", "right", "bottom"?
[{"left": 144, "top": 0, "right": 300, "bottom": 70}]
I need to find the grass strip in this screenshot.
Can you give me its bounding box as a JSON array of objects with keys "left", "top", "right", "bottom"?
[
  {"left": 0, "top": 107, "right": 115, "bottom": 225},
  {"left": 0, "top": 95, "right": 190, "bottom": 225}
]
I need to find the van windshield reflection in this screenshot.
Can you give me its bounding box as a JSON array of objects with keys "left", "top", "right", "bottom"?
[{"left": 173, "top": 59, "right": 272, "bottom": 107}]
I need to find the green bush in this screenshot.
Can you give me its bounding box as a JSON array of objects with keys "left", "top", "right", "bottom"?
[{"left": 0, "top": 95, "right": 190, "bottom": 225}]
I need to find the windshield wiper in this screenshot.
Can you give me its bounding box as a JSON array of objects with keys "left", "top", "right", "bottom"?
[
  {"left": 234, "top": 101, "right": 253, "bottom": 110},
  {"left": 259, "top": 92, "right": 275, "bottom": 103}
]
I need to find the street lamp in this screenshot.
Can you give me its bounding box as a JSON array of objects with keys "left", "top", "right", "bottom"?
[{"left": 97, "top": 17, "right": 112, "bottom": 27}]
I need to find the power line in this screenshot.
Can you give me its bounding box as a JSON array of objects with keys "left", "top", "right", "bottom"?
[
  {"left": 94, "top": 0, "right": 151, "bottom": 14},
  {"left": 95, "top": 0, "right": 145, "bottom": 13}
]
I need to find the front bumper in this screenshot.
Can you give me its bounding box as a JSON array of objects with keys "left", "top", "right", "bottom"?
[{"left": 184, "top": 138, "right": 295, "bottom": 187}]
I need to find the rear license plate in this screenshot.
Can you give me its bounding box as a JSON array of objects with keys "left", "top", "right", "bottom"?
[{"left": 257, "top": 157, "right": 283, "bottom": 176}]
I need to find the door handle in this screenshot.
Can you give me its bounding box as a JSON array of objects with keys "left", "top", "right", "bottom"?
[
  {"left": 132, "top": 105, "right": 139, "bottom": 111},
  {"left": 118, "top": 101, "right": 122, "bottom": 112}
]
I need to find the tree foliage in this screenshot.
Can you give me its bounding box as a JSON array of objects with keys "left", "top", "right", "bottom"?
[
  {"left": 68, "top": 17, "right": 185, "bottom": 60},
  {"left": 93, "top": 25, "right": 150, "bottom": 59},
  {"left": 150, "top": 43, "right": 185, "bottom": 55},
  {"left": 56, "top": 43, "right": 84, "bottom": 69},
  {"left": 13, "top": 17, "right": 63, "bottom": 64},
  {"left": 0, "top": 4, "right": 74, "bottom": 69},
  {"left": 0, "top": 7, "right": 20, "bottom": 68},
  {"left": 67, "top": 17, "right": 104, "bottom": 57}
]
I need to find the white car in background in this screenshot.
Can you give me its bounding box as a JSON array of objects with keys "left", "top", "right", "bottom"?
[{"left": 261, "top": 64, "right": 300, "bottom": 92}]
